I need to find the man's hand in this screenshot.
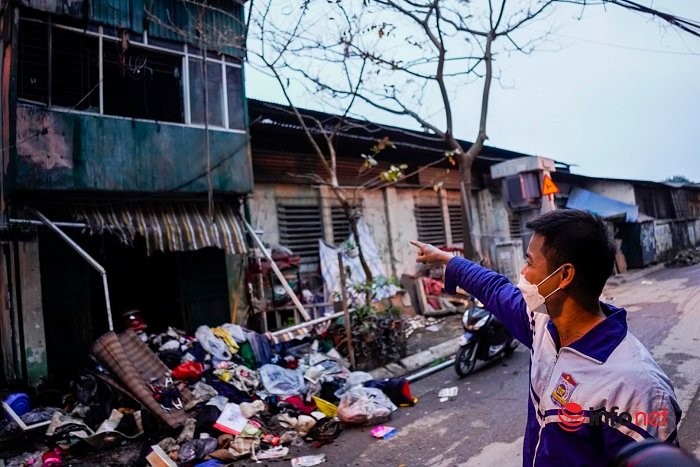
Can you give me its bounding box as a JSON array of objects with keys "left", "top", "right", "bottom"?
[{"left": 410, "top": 240, "right": 454, "bottom": 265}]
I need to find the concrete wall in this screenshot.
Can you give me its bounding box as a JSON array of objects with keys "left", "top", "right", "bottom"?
[
  {"left": 585, "top": 180, "right": 636, "bottom": 205},
  {"left": 248, "top": 184, "right": 320, "bottom": 246},
  {"left": 692, "top": 220, "right": 700, "bottom": 246},
  {"left": 14, "top": 105, "right": 252, "bottom": 194},
  {"left": 388, "top": 188, "right": 421, "bottom": 277},
  {"left": 249, "top": 183, "right": 515, "bottom": 279},
  {"left": 654, "top": 221, "right": 674, "bottom": 257},
  {"left": 358, "top": 189, "right": 393, "bottom": 274},
  {"left": 473, "top": 189, "right": 511, "bottom": 267},
  {"left": 18, "top": 236, "right": 47, "bottom": 386}
]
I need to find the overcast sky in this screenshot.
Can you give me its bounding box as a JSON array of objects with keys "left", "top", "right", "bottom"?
[{"left": 245, "top": 1, "right": 700, "bottom": 183}]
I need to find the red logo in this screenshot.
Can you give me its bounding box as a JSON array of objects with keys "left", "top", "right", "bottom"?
[{"left": 558, "top": 402, "right": 585, "bottom": 432}]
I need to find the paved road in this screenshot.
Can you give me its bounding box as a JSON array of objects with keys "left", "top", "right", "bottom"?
[{"left": 276, "top": 263, "right": 700, "bottom": 466}]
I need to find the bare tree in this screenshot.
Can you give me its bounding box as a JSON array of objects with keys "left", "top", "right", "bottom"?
[
  {"left": 247, "top": 0, "right": 700, "bottom": 262},
  {"left": 151, "top": 0, "right": 699, "bottom": 269},
  {"left": 247, "top": 0, "right": 564, "bottom": 260},
  {"left": 247, "top": 0, "right": 414, "bottom": 284}
]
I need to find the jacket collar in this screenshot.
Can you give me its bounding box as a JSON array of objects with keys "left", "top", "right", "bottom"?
[{"left": 546, "top": 303, "right": 628, "bottom": 364}]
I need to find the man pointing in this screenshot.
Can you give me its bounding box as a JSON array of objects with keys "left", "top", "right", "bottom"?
[{"left": 411, "top": 209, "right": 680, "bottom": 466}]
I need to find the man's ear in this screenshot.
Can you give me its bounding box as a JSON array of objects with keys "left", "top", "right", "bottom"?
[{"left": 560, "top": 264, "right": 575, "bottom": 289}]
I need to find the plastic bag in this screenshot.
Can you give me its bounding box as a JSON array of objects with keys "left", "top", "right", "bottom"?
[
  {"left": 336, "top": 386, "right": 397, "bottom": 425},
  {"left": 258, "top": 364, "right": 306, "bottom": 396},
  {"left": 334, "top": 371, "right": 374, "bottom": 399}
]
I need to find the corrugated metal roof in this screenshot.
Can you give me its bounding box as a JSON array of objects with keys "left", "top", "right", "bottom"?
[
  {"left": 73, "top": 201, "right": 248, "bottom": 254},
  {"left": 144, "top": 0, "right": 245, "bottom": 57},
  {"left": 253, "top": 151, "right": 395, "bottom": 187},
  {"left": 21, "top": 0, "right": 245, "bottom": 57},
  {"left": 91, "top": 0, "right": 143, "bottom": 31}
]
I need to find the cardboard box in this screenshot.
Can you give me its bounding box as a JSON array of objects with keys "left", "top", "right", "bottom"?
[{"left": 146, "top": 445, "right": 177, "bottom": 467}]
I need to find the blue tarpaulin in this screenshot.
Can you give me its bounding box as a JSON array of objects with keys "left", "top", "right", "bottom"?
[{"left": 566, "top": 187, "right": 640, "bottom": 222}]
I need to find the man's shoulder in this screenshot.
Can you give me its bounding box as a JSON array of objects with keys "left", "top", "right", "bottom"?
[{"left": 606, "top": 332, "right": 676, "bottom": 394}]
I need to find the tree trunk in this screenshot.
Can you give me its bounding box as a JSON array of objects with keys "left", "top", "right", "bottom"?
[
  {"left": 457, "top": 31, "right": 494, "bottom": 262},
  {"left": 458, "top": 156, "right": 480, "bottom": 261}
]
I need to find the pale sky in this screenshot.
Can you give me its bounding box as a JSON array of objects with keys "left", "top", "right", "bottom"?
[{"left": 245, "top": 1, "right": 700, "bottom": 183}]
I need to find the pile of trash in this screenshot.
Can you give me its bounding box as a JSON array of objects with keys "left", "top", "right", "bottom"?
[
  {"left": 665, "top": 247, "right": 700, "bottom": 267},
  {"left": 2, "top": 321, "right": 417, "bottom": 466}
]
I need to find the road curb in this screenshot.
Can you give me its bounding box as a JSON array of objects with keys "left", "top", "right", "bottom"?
[
  {"left": 606, "top": 263, "right": 666, "bottom": 286},
  {"left": 370, "top": 336, "right": 462, "bottom": 379}
]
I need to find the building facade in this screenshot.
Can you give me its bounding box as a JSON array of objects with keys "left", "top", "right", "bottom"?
[{"left": 0, "top": 0, "right": 252, "bottom": 385}]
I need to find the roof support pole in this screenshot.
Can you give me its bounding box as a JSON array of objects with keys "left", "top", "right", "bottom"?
[{"left": 30, "top": 209, "right": 114, "bottom": 331}]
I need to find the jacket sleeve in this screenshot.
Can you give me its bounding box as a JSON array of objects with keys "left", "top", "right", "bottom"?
[{"left": 444, "top": 257, "right": 532, "bottom": 348}]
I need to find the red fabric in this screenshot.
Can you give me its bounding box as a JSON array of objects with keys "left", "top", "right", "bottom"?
[
  {"left": 423, "top": 277, "right": 444, "bottom": 309},
  {"left": 172, "top": 361, "right": 204, "bottom": 381},
  {"left": 422, "top": 277, "right": 443, "bottom": 296},
  {"left": 280, "top": 395, "right": 317, "bottom": 415}
]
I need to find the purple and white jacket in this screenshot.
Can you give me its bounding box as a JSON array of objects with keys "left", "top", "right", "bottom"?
[{"left": 444, "top": 257, "right": 681, "bottom": 467}]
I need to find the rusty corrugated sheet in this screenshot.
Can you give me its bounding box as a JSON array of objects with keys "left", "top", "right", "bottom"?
[
  {"left": 74, "top": 201, "right": 248, "bottom": 255},
  {"left": 418, "top": 166, "right": 461, "bottom": 190},
  {"left": 20, "top": 0, "right": 86, "bottom": 17},
  {"left": 144, "top": 0, "right": 245, "bottom": 57},
  {"left": 91, "top": 0, "right": 143, "bottom": 31},
  {"left": 21, "top": 0, "right": 245, "bottom": 57},
  {"left": 253, "top": 152, "right": 397, "bottom": 187}
]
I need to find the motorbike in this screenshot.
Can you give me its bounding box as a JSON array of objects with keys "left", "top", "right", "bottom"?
[{"left": 454, "top": 297, "right": 519, "bottom": 377}]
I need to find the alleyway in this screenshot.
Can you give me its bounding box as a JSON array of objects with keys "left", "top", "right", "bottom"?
[
  {"left": 2, "top": 263, "right": 698, "bottom": 466},
  {"left": 246, "top": 262, "right": 700, "bottom": 466}
]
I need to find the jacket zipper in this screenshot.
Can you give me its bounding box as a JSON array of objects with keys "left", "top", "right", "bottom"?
[{"left": 532, "top": 348, "right": 564, "bottom": 466}]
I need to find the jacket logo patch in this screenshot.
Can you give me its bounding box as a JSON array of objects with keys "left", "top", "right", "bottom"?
[{"left": 551, "top": 372, "right": 578, "bottom": 408}]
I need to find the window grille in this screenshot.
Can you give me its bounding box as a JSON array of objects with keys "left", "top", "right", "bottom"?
[
  {"left": 17, "top": 20, "right": 48, "bottom": 104},
  {"left": 331, "top": 206, "right": 352, "bottom": 246},
  {"left": 16, "top": 17, "right": 245, "bottom": 130},
  {"left": 103, "top": 41, "right": 183, "bottom": 122},
  {"left": 51, "top": 29, "right": 100, "bottom": 110},
  {"left": 509, "top": 213, "right": 523, "bottom": 239},
  {"left": 448, "top": 204, "right": 463, "bottom": 243},
  {"left": 415, "top": 205, "right": 446, "bottom": 245},
  {"left": 277, "top": 204, "right": 323, "bottom": 267}
]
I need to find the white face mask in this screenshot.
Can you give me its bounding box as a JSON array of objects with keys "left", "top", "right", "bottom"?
[{"left": 516, "top": 265, "right": 564, "bottom": 314}]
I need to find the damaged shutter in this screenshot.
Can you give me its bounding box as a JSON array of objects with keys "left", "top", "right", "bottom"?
[
  {"left": 277, "top": 204, "right": 323, "bottom": 269},
  {"left": 331, "top": 206, "right": 352, "bottom": 246},
  {"left": 415, "top": 205, "right": 446, "bottom": 245},
  {"left": 509, "top": 213, "right": 523, "bottom": 239},
  {"left": 447, "top": 204, "right": 463, "bottom": 243},
  {"left": 74, "top": 201, "right": 247, "bottom": 255}
]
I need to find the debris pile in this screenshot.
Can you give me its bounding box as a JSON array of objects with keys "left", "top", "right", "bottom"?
[
  {"left": 665, "top": 247, "right": 700, "bottom": 267},
  {"left": 2, "top": 320, "right": 417, "bottom": 466}
]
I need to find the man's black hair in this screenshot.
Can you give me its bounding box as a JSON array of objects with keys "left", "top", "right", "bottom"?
[{"left": 526, "top": 209, "right": 616, "bottom": 300}]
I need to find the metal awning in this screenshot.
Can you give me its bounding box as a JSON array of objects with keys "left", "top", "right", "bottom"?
[
  {"left": 566, "top": 187, "right": 647, "bottom": 223},
  {"left": 73, "top": 201, "right": 248, "bottom": 255}
]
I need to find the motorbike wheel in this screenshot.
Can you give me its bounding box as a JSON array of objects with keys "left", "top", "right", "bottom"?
[
  {"left": 455, "top": 342, "right": 477, "bottom": 377},
  {"left": 504, "top": 339, "right": 519, "bottom": 357}
]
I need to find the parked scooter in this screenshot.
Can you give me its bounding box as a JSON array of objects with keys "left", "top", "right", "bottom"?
[{"left": 454, "top": 297, "right": 519, "bottom": 377}]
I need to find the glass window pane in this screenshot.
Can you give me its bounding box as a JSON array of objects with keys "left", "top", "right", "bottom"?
[
  {"left": 189, "top": 58, "right": 223, "bottom": 126},
  {"left": 189, "top": 59, "right": 204, "bottom": 123},
  {"left": 226, "top": 65, "right": 244, "bottom": 130},
  {"left": 206, "top": 61, "right": 223, "bottom": 126}
]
